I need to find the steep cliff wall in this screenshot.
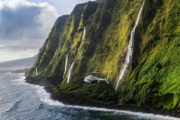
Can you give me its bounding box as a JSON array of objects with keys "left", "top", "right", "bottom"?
[
  {"left": 28, "top": 15, "right": 69, "bottom": 79},
  {"left": 27, "top": 0, "right": 180, "bottom": 112}
]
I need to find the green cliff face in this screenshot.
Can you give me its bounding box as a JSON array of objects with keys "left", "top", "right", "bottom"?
[
  {"left": 27, "top": 0, "right": 180, "bottom": 111},
  {"left": 119, "top": 0, "right": 180, "bottom": 111},
  {"left": 28, "top": 15, "right": 69, "bottom": 80}
]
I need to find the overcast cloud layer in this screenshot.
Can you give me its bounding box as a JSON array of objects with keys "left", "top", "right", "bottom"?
[
  {"left": 0, "top": 0, "right": 58, "bottom": 62},
  {"left": 0, "top": 0, "right": 93, "bottom": 62}
]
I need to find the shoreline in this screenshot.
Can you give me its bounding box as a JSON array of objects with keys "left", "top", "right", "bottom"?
[{"left": 26, "top": 76, "right": 180, "bottom": 119}]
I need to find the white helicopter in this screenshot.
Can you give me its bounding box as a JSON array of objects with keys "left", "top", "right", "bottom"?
[{"left": 84, "top": 75, "right": 109, "bottom": 84}]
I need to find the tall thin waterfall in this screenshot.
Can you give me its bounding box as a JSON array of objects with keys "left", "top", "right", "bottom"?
[
  {"left": 35, "top": 68, "right": 38, "bottom": 76},
  {"left": 63, "top": 53, "right": 69, "bottom": 78},
  {"left": 66, "top": 26, "right": 87, "bottom": 83},
  {"left": 82, "top": 27, "right": 86, "bottom": 41},
  {"left": 115, "top": 1, "right": 145, "bottom": 91},
  {"left": 67, "top": 58, "right": 76, "bottom": 83}
]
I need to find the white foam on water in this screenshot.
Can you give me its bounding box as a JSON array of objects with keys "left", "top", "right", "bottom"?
[
  {"left": 12, "top": 73, "right": 27, "bottom": 85},
  {"left": 64, "top": 105, "right": 180, "bottom": 120},
  {"left": 11, "top": 72, "right": 63, "bottom": 106},
  {"left": 35, "top": 86, "right": 64, "bottom": 106},
  {"left": 32, "top": 82, "right": 180, "bottom": 120}
]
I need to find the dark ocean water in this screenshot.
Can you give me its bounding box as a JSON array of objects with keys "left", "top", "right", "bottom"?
[{"left": 0, "top": 71, "right": 179, "bottom": 120}]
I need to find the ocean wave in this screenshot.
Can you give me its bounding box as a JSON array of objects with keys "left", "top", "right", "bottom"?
[
  {"left": 36, "top": 86, "right": 64, "bottom": 106},
  {"left": 10, "top": 72, "right": 64, "bottom": 106},
  {"left": 64, "top": 105, "right": 180, "bottom": 120},
  {"left": 5, "top": 99, "right": 22, "bottom": 113},
  {"left": 34, "top": 84, "right": 180, "bottom": 120}
]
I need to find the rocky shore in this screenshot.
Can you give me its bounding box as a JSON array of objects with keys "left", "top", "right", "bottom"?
[{"left": 26, "top": 76, "right": 180, "bottom": 118}]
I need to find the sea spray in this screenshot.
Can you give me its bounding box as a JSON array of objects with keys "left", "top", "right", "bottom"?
[
  {"left": 63, "top": 53, "right": 69, "bottom": 78},
  {"left": 36, "top": 86, "right": 64, "bottom": 106},
  {"left": 115, "top": 0, "right": 145, "bottom": 91}
]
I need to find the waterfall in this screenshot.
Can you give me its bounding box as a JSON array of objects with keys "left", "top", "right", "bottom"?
[
  {"left": 35, "top": 68, "right": 38, "bottom": 76},
  {"left": 67, "top": 58, "right": 76, "bottom": 83},
  {"left": 53, "top": 52, "right": 57, "bottom": 59},
  {"left": 66, "top": 26, "right": 87, "bottom": 83},
  {"left": 115, "top": 1, "right": 145, "bottom": 91},
  {"left": 82, "top": 27, "right": 86, "bottom": 41},
  {"left": 63, "top": 53, "right": 69, "bottom": 78}
]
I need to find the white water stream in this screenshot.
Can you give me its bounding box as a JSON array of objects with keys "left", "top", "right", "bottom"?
[
  {"left": 67, "top": 58, "right": 76, "bottom": 83},
  {"left": 82, "top": 27, "right": 86, "bottom": 41},
  {"left": 35, "top": 68, "right": 38, "bottom": 76},
  {"left": 63, "top": 53, "right": 69, "bottom": 78},
  {"left": 115, "top": 1, "right": 145, "bottom": 91},
  {"left": 66, "top": 27, "right": 86, "bottom": 83}
]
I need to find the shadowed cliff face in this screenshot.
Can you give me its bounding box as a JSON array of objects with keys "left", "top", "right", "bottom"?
[
  {"left": 28, "top": 15, "right": 69, "bottom": 78},
  {"left": 27, "top": 0, "right": 180, "bottom": 111}
]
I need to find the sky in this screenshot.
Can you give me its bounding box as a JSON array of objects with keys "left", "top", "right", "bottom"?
[{"left": 0, "top": 0, "right": 92, "bottom": 63}]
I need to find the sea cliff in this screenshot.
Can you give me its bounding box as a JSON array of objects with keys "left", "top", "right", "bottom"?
[{"left": 26, "top": 0, "right": 180, "bottom": 117}]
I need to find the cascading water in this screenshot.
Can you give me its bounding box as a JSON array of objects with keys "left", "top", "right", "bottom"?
[
  {"left": 35, "top": 68, "right": 38, "bottom": 76},
  {"left": 115, "top": 0, "right": 145, "bottom": 91},
  {"left": 66, "top": 26, "right": 87, "bottom": 83},
  {"left": 67, "top": 58, "right": 76, "bottom": 83},
  {"left": 49, "top": 52, "right": 57, "bottom": 65},
  {"left": 63, "top": 53, "right": 69, "bottom": 78},
  {"left": 82, "top": 27, "right": 86, "bottom": 41}
]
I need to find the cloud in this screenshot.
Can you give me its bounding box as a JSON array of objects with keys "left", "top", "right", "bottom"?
[
  {"left": 0, "top": 0, "right": 58, "bottom": 49},
  {"left": 0, "top": 0, "right": 58, "bottom": 62},
  {"left": 31, "top": 0, "right": 94, "bottom": 16},
  {"left": 0, "top": 0, "right": 95, "bottom": 62},
  {"left": 0, "top": 48, "right": 37, "bottom": 62}
]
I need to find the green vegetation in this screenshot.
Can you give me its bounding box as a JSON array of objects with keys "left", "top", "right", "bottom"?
[
  {"left": 27, "top": 0, "right": 180, "bottom": 112},
  {"left": 119, "top": 0, "right": 180, "bottom": 110},
  {"left": 59, "top": 82, "right": 117, "bottom": 105}
]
